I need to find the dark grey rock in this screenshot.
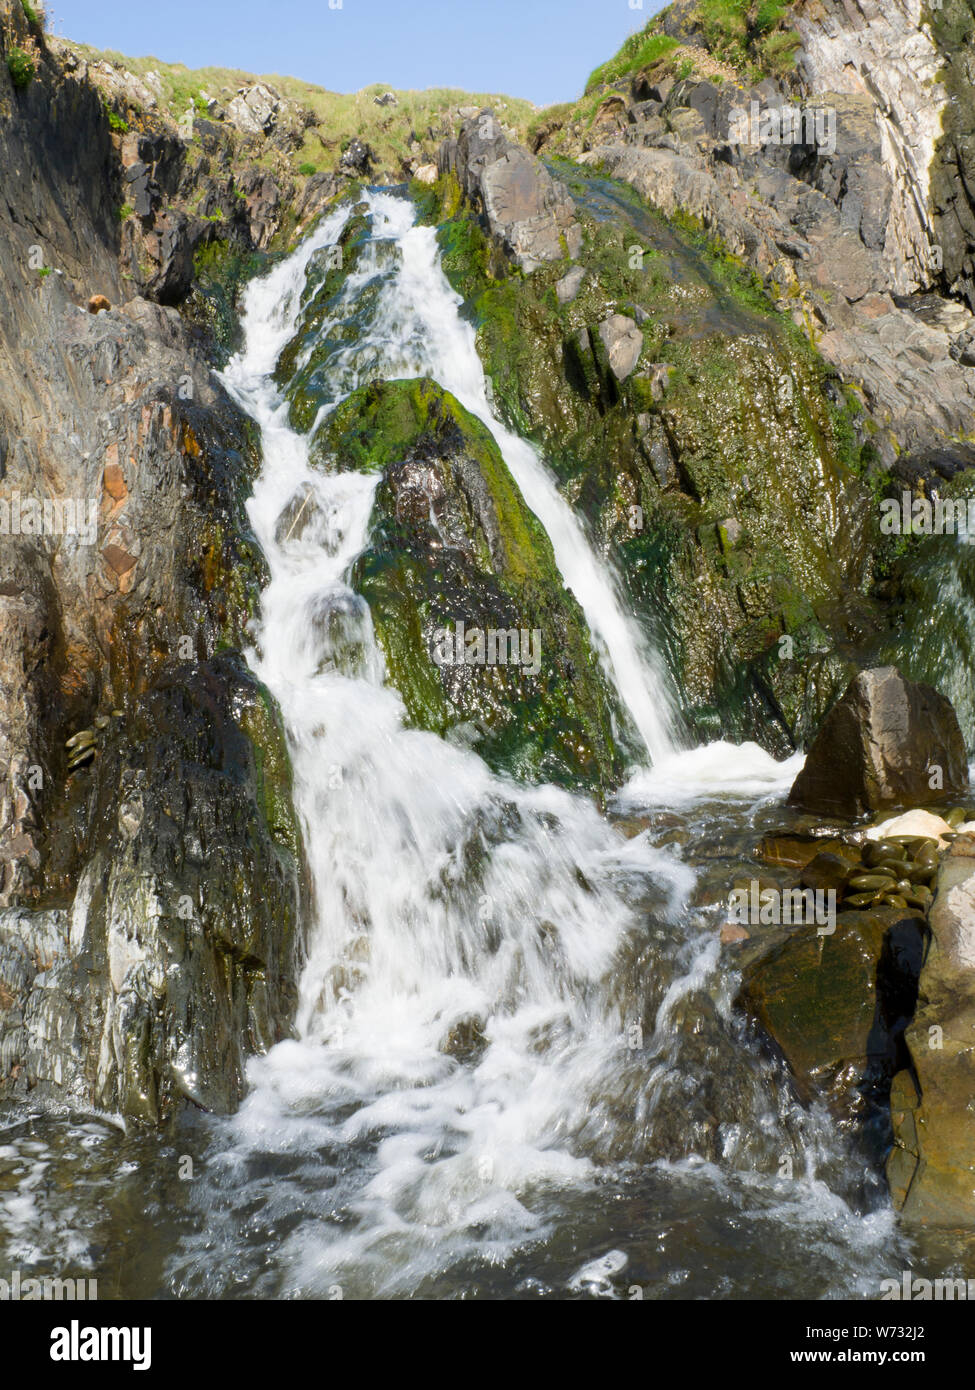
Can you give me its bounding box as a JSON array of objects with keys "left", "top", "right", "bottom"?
[{"left": 340, "top": 138, "right": 373, "bottom": 174}]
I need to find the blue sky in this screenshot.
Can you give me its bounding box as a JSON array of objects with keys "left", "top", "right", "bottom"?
[{"left": 48, "top": 0, "right": 664, "bottom": 107}]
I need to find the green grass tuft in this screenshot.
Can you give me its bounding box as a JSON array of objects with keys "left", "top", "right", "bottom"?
[
  {"left": 694, "top": 0, "right": 799, "bottom": 77},
  {"left": 583, "top": 1, "right": 800, "bottom": 98},
  {"left": 585, "top": 33, "right": 679, "bottom": 93},
  {"left": 64, "top": 44, "right": 537, "bottom": 178},
  {"left": 7, "top": 46, "right": 35, "bottom": 89}
]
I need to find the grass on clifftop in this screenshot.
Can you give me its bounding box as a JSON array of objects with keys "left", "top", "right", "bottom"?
[
  {"left": 585, "top": 0, "right": 800, "bottom": 94},
  {"left": 63, "top": 44, "right": 535, "bottom": 175},
  {"left": 585, "top": 33, "right": 681, "bottom": 93}
]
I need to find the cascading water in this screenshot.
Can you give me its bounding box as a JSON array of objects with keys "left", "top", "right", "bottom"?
[
  {"left": 150, "top": 191, "right": 910, "bottom": 1298},
  {"left": 381, "top": 203, "right": 679, "bottom": 764}
]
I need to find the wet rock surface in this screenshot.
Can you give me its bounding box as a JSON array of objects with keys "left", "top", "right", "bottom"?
[
  {"left": 0, "top": 0, "right": 307, "bottom": 1120},
  {"left": 788, "top": 667, "right": 969, "bottom": 819},
  {"left": 739, "top": 784, "right": 975, "bottom": 1220},
  {"left": 315, "top": 378, "right": 624, "bottom": 789},
  {"left": 889, "top": 836, "right": 975, "bottom": 1226},
  {"left": 740, "top": 906, "right": 926, "bottom": 1125}
]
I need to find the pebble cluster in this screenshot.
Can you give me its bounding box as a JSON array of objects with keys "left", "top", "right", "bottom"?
[{"left": 833, "top": 807, "right": 975, "bottom": 912}]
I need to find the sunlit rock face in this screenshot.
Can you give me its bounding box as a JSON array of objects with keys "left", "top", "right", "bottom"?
[{"left": 793, "top": 0, "right": 946, "bottom": 297}]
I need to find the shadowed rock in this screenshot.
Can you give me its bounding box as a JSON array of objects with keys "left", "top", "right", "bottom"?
[
  {"left": 888, "top": 836, "right": 975, "bottom": 1226},
  {"left": 0, "top": 3, "right": 308, "bottom": 1121}
]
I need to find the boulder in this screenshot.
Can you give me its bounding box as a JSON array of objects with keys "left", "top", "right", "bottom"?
[
  {"left": 295, "top": 170, "right": 340, "bottom": 228},
  {"left": 89, "top": 60, "right": 158, "bottom": 111},
  {"left": 226, "top": 82, "right": 281, "bottom": 136},
  {"left": 788, "top": 667, "right": 968, "bottom": 819},
  {"left": 235, "top": 166, "right": 284, "bottom": 249},
  {"left": 950, "top": 327, "right": 975, "bottom": 367},
  {"left": 739, "top": 906, "right": 923, "bottom": 1123},
  {"left": 740, "top": 906, "right": 926, "bottom": 1122},
  {"left": 596, "top": 314, "right": 643, "bottom": 381},
  {"left": 566, "top": 315, "right": 645, "bottom": 405},
  {"left": 311, "top": 378, "right": 624, "bottom": 790},
  {"left": 799, "top": 850, "right": 857, "bottom": 894},
  {"left": 340, "top": 138, "right": 373, "bottom": 174},
  {"left": 637, "top": 414, "right": 679, "bottom": 489},
  {"left": 440, "top": 110, "right": 581, "bottom": 272},
  {"left": 867, "top": 808, "right": 954, "bottom": 845},
  {"left": 555, "top": 265, "right": 586, "bottom": 303}
]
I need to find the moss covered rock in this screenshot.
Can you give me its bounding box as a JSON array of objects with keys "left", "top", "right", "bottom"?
[{"left": 313, "top": 376, "right": 624, "bottom": 790}]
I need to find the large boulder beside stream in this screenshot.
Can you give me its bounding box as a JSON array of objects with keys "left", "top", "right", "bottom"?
[{"left": 788, "top": 667, "right": 968, "bottom": 819}]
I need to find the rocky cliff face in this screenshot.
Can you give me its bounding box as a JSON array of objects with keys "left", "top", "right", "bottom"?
[
  {"left": 792, "top": 0, "right": 945, "bottom": 298},
  {"left": 0, "top": 0, "right": 307, "bottom": 1120},
  {"left": 428, "top": 0, "right": 975, "bottom": 753},
  {"left": 42, "top": 43, "right": 337, "bottom": 351},
  {"left": 533, "top": 1, "right": 975, "bottom": 460}
]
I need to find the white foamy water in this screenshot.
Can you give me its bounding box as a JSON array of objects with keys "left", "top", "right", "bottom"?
[
  {"left": 617, "top": 741, "right": 806, "bottom": 809},
  {"left": 153, "top": 192, "right": 902, "bottom": 1298}
]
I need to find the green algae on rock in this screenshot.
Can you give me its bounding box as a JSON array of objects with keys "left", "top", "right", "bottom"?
[
  {"left": 312, "top": 377, "right": 625, "bottom": 791},
  {"left": 740, "top": 906, "right": 926, "bottom": 1128}
]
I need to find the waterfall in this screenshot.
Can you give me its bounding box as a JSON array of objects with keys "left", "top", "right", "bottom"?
[
  {"left": 159, "top": 191, "right": 900, "bottom": 1299},
  {"left": 247, "top": 190, "right": 676, "bottom": 762}
]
